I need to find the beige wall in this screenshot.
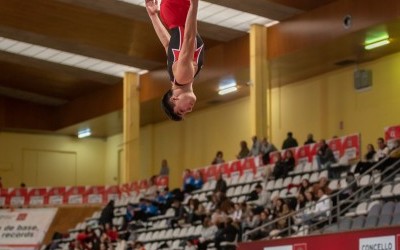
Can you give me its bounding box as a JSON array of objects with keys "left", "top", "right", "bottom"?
[
  {"left": 269, "top": 52, "right": 400, "bottom": 152},
  {"left": 140, "top": 97, "right": 253, "bottom": 188},
  {"left": 2, "top": 52, "right": 400, "bottom": 189},
  {"left": 0, "top": 132, "right": 106, "bottom": 188}
]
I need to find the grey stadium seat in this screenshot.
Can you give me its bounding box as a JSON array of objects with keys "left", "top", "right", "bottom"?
[
  {"left": 377, "top": 214, "right": 392, "bottom": 227},
  {"left": 364, "top": 216, "right": 379, "bottom": 228},
  {"left": 339, "top": 217, "right": 352, "bottom": 231},
  {"left": 381, "top": 201, "right": 395, "bottom": 216},
  {"left": 351, "top": 216, "right": 365, "bottom": 230}
]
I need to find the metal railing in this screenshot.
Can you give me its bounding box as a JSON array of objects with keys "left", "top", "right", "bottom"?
[{"left": 243, "top": 157, "right": 400, "bottom": 241}]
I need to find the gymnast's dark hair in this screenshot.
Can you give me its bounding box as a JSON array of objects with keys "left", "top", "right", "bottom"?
[{"left": 161, "top": 89, "right": 183, "bottom": 121}]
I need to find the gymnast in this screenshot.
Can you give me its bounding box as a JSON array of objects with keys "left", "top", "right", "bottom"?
[{"left": 145, "top": 0, "right": 204, "bottom": 121}]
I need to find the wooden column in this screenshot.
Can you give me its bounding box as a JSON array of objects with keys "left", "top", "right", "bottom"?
[
  {"left": 250, "top": 24, "right": 271, "bottom": 139},
  {"left": 122, "top": 72, "right": 140, "bottom": 183}
]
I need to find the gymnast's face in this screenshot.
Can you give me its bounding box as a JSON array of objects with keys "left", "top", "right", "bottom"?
[{"left": 171, "top": 90, "right": 196, "bottom": 117}]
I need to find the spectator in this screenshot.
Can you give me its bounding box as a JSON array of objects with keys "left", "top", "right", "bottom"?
[
  {"left": 159, "top": 159, "right": 170, "bottom": 176},
  {"left": 260, "top": 137, "right": 278, "bottom": 165},
  {"left": 187, "top": 198, "right": 206, "bottom": 224},
  {"left": 20, "top": 182, "right": 26, "bottom": 188},
  {"left": 282, "top": 150, "right": 295, "bottom": 177},
  {"left": 354, "top": 143, "right": 376, "bottom": 174},
  {"left": 339, "top": 172, "right": 358, "bottom": 200},
  {"left": 168, "top": 199, "right": 187, "bottom": 228},
  {"left": 193, "top": 171, "right": 204, "bottom": 190},
  {"left": 197, "top": 217, "right": 218, "bottom": 250},
  {"left": 304, "top": 133, "right": 316, "bottom": 145},
  {"left": 302, "top": 188, "right": 331, "bottom": 224},
  {"left": 375, "top": 137, "right": 390, "bottom": 162},
  {"left": 214, "top": 218, "right": 239, "bottom": 249},
  {"left": 144, "top": 175, "right": 158, "bottom": 199},
  {"left": 214, "top": 173, "right": 228, "bottom": 194},
  {"left": 379, "top": 139, "right": 400, "bottom": 176},
  {"left": 282, "top": 132, "right": 298, "bottom": 149},
  {"left": 276, "top": 202, "right": 291, "bottom": 231},
  {"left": 316, "top": 139, "right": 337, "bottom": 177},
  {"left": 298, "top": 179, "right": 311, "bottom": 195},
  {"left": 105, "top": 224, "right": 118, "bottom": 242},
  {"left": 211, "top": 151, "right": 225, "bottom": 164},
  {"left": 248, "top": 184, "right": 272, "bottom": 212},
  {"left": 133, "top": 241, "right": 145, "bottom": 250},
  {"left": 183, "top": 169, "right": 196, "bottom": 193},
  {"left": 248, "top": 210, "right": 272, "bottom": 240},
  {"left": 271, "top": 153, "right": 287, "bottom": 179},
  {"left": 99, "top": 200, "right": 114, "bottom": 227},
  {"left": 242, "top": 210, "right": 260, "bottom": 232},
  {"left": 237, "top": 140, "right": 250, "bottom": 159},
  {"left": 248, "top": 136, "right": 262, "bottom": 157}
]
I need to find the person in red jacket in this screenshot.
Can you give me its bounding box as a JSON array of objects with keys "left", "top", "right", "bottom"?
[{"left": 146, "top": 0, "right": 204, "bottom": 121}]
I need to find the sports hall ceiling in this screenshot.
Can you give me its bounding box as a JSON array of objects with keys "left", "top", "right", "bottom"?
[{"left": 0, "top": 0, "right": 399, "bottom": 137}]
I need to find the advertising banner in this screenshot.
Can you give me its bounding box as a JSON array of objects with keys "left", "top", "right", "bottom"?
[{"left": 0, "top": 208, "right": 57, "bottom": 250}]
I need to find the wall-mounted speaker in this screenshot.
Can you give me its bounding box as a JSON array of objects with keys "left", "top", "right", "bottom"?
[{"left": 354, "top": 69, "right": 372, "bottom": 90}]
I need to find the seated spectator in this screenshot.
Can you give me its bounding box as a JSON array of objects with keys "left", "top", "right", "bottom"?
[
  {"left": 144, "top": 175, "right": 158, "bottom": 199},
  {"left": 155, "top": 187, "right": 173, "bottom": 214},
  {"left": 260, "top": 137, "right": 278, "bottom": 165},
  {"left": 379, "top": 139, "right": 400, "bottom": 176},
  {"left": 237, "top": 140, "right": 250, "bottom": 159},
  {"left": 214, "top": 218, "right": 239, "bottom": 249},
  {"left": 131, "top": 198, "right": 159, "bottom": 222},
  {"left": 168, "top": 199, "right": 187, "bottom": 228},
  {"left": 187, "top": 198, "right": 206, "bottom": 224},
  {"left": 105, "top": 224, "right": 118, "bottom": 242},
  {"left": 298, "top": 178, "right": 311, "bottom": 195},
  {"left": 242, "top": 210, "right": 261, "bottom": 232},
  {"left": 282, "top": 132, "right": 298, "bottom": 150},
  {"left": 339, "top": 172, "right": 358, "bottom": 201},
  {"left": 375, "top": 137, "right": 390, "bottom": 162},
  {"left": 211, "top": 208, "right": 227, "bottom": 225},
  {"left": 247, "top": 184, "right": 272, "bottom": 212},
  {"left": 214, "top": 173, "right": 228, "bottom": 194},
  {"left": 193, "top": 170, "right": 204, "bottom": 190},
  {"left": 197, "top": 217, "right": 218, "bottom": 250},
  {"left": 124, "top": 204, "right": 135, "bottom": 227},
  {"left": 301, "top": 188, "right": 331, "bottom": 224},
  {"left": 248, "top": 210, "right": 272, "bottom": 240},
  {"left": 312, "top": 177, "right": 332, "bottom": 196},
  {"left": 271, "top": 153, "right": 287, "bottom": 179},
  {"left": 248, "top": 136, "right": 262, "bottom": 157},
  {"left": 212, "top": 151, "right": 225, "bottom": 164},
  {"left": 304, "top": 133, "right": 316, "bottom": 145},
  {"left": 283, "top": 150, "right": 295, "bottom": 177},
  {"left": 276, "top": 202, "right": 291, "bottom": 231},
  {"left": 316, "top": 139, "right": 336, "bottom": 169},
  {"left": 354, "top": 143, "right": 377, "bottom": 174},
  {"left": 183, "top": 169, "right": 196, "bottom": 193}
]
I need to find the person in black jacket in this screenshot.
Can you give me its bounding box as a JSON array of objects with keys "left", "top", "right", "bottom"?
[
  {"left": 214, "top": 217, "right": 238, "bottom": 249},
  {"left": 214, "top": 173, "right": 227, "bottom": 194},
  {"left": 98, "top": 200, "right": 114, "bottom": 226}
]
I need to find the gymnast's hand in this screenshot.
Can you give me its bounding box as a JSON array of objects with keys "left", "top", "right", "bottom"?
[{"left": 145, "top": 0, "right": 158, "bottom": 16}]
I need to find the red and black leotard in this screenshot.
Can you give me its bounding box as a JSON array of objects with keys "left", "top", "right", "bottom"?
[{"left": 160, "top": 0, "right": 204, "bottom": 84}]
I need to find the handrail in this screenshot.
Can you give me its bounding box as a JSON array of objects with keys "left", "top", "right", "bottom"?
[{"left": 243, "top": 157, "right": 400, "bottom": 240}]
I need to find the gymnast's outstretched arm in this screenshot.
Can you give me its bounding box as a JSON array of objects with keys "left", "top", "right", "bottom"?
[{"left": 145, "top": 0, "right": 170, "bottom": 53}]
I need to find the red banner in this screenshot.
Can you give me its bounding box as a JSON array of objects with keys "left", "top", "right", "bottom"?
[
  {"left": 65, "top": 186, "right": 85, "bottom": 204},
  {"left": 28, "top": 188, "right": 48, "bottom": 206},
  {"left": 46, "top": 187, "right": 66, "bottom": 205},
  {"left": 295, "top": 145, "right": 311, "bottom": 165},
  {"left": 229, "top": 160, "right": 243, "bottom": 176},
  {"left": 342, "top": 134, "right": 360, "bottom": 160}
]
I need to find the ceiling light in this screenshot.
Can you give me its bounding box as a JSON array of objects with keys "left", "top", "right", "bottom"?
[
  {"left": 218, "top": 86, "right": 238, "bottom": 95},
  {"left": 77, "top": 129, "right": 91, "bottom": 138},
  {"left": 117, "top": 0, "right": 275, "bottom": 31},
  {"left": 364, "top": 39, "right": 390, "bottom": 50},
  {"left": 0, "top": 37, "right": 142, "bottom": 77}
]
